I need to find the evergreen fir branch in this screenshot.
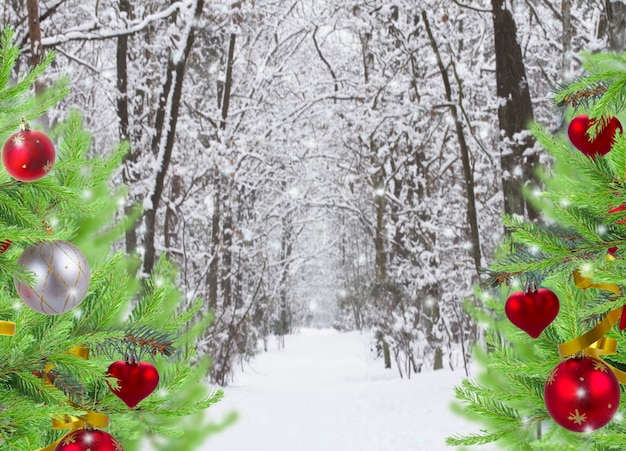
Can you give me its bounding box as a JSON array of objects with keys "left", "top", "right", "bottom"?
[
  {"left": 123, "top": 326, "right": 176, "bottom": 358},
  {"left": 504, "top": 215, "right": 573, "bottom": 257},
  {"left": 606, "top": 133, "right": 626, "bottom": 181},
  {"left": 10, "top": 372, "right": 66, "bottom": 406},
  {"left": 454, "top": 379, "right": 523, "bottom": 421},
  {"left": 554, "top": 71, "right": 626, "bottom": 117},
  {"left": 47, "top": 369, "right": 89, "bottom": 408},
  {"left": 489, "top": 248, "right": 568, "bottom": 277},
  {"left": 481, "top": 268, "right": 524, "bottom": 289},
  {"left": 445, "top": 427, "right": 519, "bottom": 447},
  {"left": 0, "top": 28, "right": 19, "bottom": 93},
  {"left": 591, "top": 73, "right": 626, "bottom": 120},
  {"left": 0, "top": 31, "right": 67, "bottom": 137},
  {"left": 90, "top": 326, "right": 177, "bottom": 362},
  {"left": 555, "top": 78, "right": 609, "bottom": 109}
]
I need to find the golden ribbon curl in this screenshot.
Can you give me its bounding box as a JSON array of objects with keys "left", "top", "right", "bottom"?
[
  {"left": 560, "top": 261, "right": 626, "bottom": 382},
  {"left": 35, "top": 411, "right": 110, "bottom": 451},
  {"left": 0, "top": 320, "right": 15, "bottom": 336},
  {"left": 558, "top": 306, "right": 626, "bottom": 384},
  {"left": 573, "top": 269, "right": 620, "bottom": 294}
]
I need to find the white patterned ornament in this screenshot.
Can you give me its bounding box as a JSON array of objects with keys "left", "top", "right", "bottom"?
[{"left": 15, "top": 240, "right": 90, "bottom": 315}]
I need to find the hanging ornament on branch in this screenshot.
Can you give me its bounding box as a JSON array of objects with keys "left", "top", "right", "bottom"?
[
  {"left": 15, "top": 240, "right": 90, "bottom": 315},
  {"left": 35, "top": 412, "right": 118, "bottom": 451},
  {"left": 100, "top": 327, "right": 171, "bottom": 408},
  {"left": 544, "top": 355, "right": 620, "bottom": 432},
  {"left": 107, "top": 360, "right": 159, "bottom": 408},
  {"left": 2, "top": 117, "right": 55, "bottom": 182},
  {"left": 504, "top": 287, "right": 560, "bottom": 338},
  {"left": 544, "top": 275, "right": 626, "bottom": 432},
  {"left": 567, "top": 114, "right": 622, "bottom": 157}
]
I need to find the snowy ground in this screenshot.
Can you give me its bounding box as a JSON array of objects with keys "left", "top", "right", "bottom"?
[{"left": 200, "top": 328, "right": 497, "bottom": 451}]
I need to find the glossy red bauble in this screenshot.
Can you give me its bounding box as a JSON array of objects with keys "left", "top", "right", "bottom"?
[
  {"left": 2, "top": 128, "right": 55, "bottom": 181},
  {"left": 107, "top": 361, "right": 159, "bottom": 408},
  {"left": 568, "top": 114, "right": 622, "bottom": 157},
  {"left": 54, "top": 428, "right": 124, "bottom": 451},
  {"left": 544, "top": 356, "right": 620, "bottom": 432},
  {"left": 505, "top": 288, "right": 560, "bottom": 338}
]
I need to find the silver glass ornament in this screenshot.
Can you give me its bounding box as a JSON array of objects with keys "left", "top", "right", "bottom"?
[{"left": 15, "top": 240, "right": 91, "bottom": 315}]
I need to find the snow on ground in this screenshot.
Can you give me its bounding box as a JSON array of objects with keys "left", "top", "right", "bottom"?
[{"left": 200, "top": 328, "right": 497, "bottom": 451}]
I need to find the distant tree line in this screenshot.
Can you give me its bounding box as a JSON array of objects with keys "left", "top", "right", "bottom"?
[{"left": 3, "top": 0, "right": 624, "bottom": 381}]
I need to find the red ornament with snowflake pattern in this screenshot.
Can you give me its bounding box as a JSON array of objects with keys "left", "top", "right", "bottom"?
[
  {"left": 544, "top": 355, "right": 620, "bottom": 432},
  {"left": 53, "top": 428, "right": 124, "bottom": 451},
  {"left": 2, "top": 125, "right": 55, "bottom": 182}
]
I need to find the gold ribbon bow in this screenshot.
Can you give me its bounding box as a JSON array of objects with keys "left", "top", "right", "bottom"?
[
  {"left": 558, "top": 306, "right": 626, "bottom": 383},
  {"left": 36, "top": 345, "right": 106, "bottom": 451},
  {"left": 0, "top": 320, "right": 15, "bottom": 336},
  {"left": 36, "top": 411, "right": 110, "bottom": 451}
]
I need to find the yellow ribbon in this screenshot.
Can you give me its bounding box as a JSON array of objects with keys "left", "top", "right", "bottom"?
[
  {"left": 0, "top": 321, "right": 15, "bottom": 336},
  {"left": 35, "top": 411, "right": 110, "bottom": 451},
  {"left": 558, "top": 306, "right": 626, "bottom": 383},
  {"left": 573, "top": 269, "right": 620, "bottom": 294},
  {"left": 68, "top": 345, "right": 89, "bottom": 360}
]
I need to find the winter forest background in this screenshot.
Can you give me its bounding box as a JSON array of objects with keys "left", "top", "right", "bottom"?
[{"left": 4, "top": 0, "right": 626, "bottom": 386}]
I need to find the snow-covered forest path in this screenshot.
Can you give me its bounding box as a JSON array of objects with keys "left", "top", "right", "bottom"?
[{"left": 202, "top": 329, "right": 494, "bottom": 451}]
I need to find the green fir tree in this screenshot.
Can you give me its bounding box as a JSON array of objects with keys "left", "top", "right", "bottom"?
[
  {"left": 0, "top": 29, "right": 229, "bottom": 450},
  {"left": 449, "top": 51, "right": 626, "bottom": 450}
]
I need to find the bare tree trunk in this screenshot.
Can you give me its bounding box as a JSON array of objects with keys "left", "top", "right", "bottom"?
[
  {"left": 116, "top": 0, "right": 139, "bottom": 255},
  {"left": 603, "top": 0, "right": 626, "bottom": 51},
  {"left": 491, "top": 0, "right": 538, "bottom": 221},
  {"left": 277, "top": 217, "right": 293, "bottom": 346},
  {"left": 562, "top": 0, "right": 573, "bottom": 78},
  {"left": 143, "top": 0, "right": 205, "bottom": 276},
  {"left": 26, "top": 0, "right": 47, "bottom": 128},
  {"left": 422, "top": 11, "right": 482, "bottom": 275},
  {"left": 359, "top": 23, "right": 391, "bottom": 369},
  {"left": 163, "top": 174, "right": 182, "bottom": 260},
  {"left": 207, "top": 33, "right": 236, "bottom": 310},
  {"left": 208, "top": 171, "right": 220, "bottom": 311},
  {"left": 26, "top": 0, "right": 43, "bottom": 66}
]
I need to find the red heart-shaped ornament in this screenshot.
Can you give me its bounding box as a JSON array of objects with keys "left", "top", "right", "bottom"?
[
  {"left": 568, "top": 114, "right": 622, "bottom": 157},
  {"left": 107, "top": 361, "right": 159, "bottom": 408},
  {"left": 505, "top": 288, "right": 560, "bottom": 338}
]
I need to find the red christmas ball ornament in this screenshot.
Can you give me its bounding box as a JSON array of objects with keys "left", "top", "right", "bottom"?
[
  {"left": 54, "top": 428, "right": 124, "bottom": 451},
  {"left": 504, "top": 288, "right": 559, "bottom": 338},
  {"left": 2, "top": 120, "right": 55, "bottom": 182},
  {"left": 544, "top": 356, "right": 620, "bottom": 432},
  {"left": 568, "top": 114, "right": 622, "bottom": 157},
  {"left": 107, "top": 360, "right": 159, "bottom": 408}
]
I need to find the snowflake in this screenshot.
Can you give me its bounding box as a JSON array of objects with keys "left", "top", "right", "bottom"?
[
  {"left": 62, "top": 431, "right": 78, "bottom": 445},
  {"left": 593, "top": 360, "right": 608, "bottom": 372},
  {"left": 43, "top": 160, "right": 53, "bottom": 172},
  {"left": 568, "top": 409, "right": 587, "bottom": 425},
  {"left": 546, "top": 367, "right": 558, "bottom": 385}
]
